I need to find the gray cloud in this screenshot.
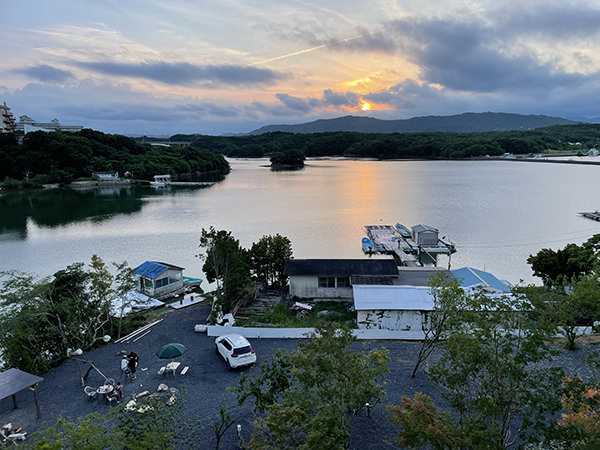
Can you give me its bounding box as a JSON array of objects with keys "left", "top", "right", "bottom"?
[
  {"left": 276, "top": 93, "right": 319, "bottom": 112},
  {"left": 390, "top": 18, "right": 588, "bottom": 94},
  {"left": 322, "top": 89, "right": 359, "bottom": 107},
  {"left": 495, "top": 2, "right": 600, "bottom": 39},
  {"left": 75, "top": 61, "right": 287, "bottom": 87},
  {"left": 326, "top": 28, "right": 397, "bottom": 53},
  {"left": 14, "top": 64, "right": 75, "bottom": 84}
]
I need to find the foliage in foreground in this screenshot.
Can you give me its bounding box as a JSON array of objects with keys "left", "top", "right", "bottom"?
[
  {"left": 20, "top": 394, "right": 190, "bottom": 449},
  {"left": 390, "top": 289, "right": 565, "bottom": 449},
  {"left": 233, "top": 321, "right": 389, "bottom": 449},
  {"left": 0, "top": 256, "right": 134, "bottom": 374}
]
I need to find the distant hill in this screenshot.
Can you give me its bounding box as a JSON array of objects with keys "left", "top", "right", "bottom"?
[{"left": 248, "top": 112, "right": 579, "bottom": 135}]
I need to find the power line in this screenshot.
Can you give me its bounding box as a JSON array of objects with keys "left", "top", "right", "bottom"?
[{"left": 457, "top": 228, "right": 600, "bottom": 250}]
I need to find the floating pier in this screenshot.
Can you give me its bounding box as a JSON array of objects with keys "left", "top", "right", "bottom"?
[
  {"left": 579, "top": 211, "right": 600, "bottom": 221},
  {"left": 364, "top": 223, "right": 456, "bottom": 267}
]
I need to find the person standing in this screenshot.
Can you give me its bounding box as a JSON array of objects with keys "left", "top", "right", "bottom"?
[
  {"left": 127, "top": 351, "right": 138, "bottom": 380},
  {"left": 120, "top": 354, "right": 132, "bottom": 379}
]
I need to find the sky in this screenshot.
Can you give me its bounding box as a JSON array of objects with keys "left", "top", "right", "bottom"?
[{"left": 2, "top": 0, "right": 600, "bottom": 136}]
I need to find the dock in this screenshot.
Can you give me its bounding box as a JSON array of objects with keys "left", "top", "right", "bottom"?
[
  {"left": 364, "top": 223, "right": 456, "bottom": 267},
  {"left": 579, "top": 211, "right": 600, "bottom": 221}
]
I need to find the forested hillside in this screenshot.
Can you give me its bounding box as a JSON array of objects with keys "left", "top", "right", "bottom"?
[
  {"left": 0, "top": 129, "right": 230, "bottom": 186},
  {"left": 171, "top": 123, "right": 600, "bottom": 159},
  {"left": 248, "top": 112, "right": 578, "bottom": 135}
]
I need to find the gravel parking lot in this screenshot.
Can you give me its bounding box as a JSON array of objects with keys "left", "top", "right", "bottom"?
[{"left": 1, "top": 304, "right": 594, "bottom": 449}]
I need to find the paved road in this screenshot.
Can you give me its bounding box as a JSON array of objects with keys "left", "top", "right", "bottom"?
[{"left": 1, "top": 304, "right": 592, "bottom": 448}]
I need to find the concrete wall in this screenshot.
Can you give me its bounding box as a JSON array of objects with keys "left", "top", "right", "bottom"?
[
  {"left": 357, "top": 309, "right": 425, "bottom": 331},
  {"left": 289, "top": 275, "right": 353, "bottom": 300},
  {"left": 207, "top": 325, "right": 426, "bottom": 340}
]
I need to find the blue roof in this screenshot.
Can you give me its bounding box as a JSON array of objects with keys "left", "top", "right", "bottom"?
[
  {"left": 451, "top": 267, "right": 511, "bottom": 293},
  {"left": 135, "top": 261, "right": 170, "bottom": 279}
]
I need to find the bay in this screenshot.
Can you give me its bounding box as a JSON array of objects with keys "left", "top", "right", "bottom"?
[{"left": 1, "top": 158, "right": 600, "bottom": 285}]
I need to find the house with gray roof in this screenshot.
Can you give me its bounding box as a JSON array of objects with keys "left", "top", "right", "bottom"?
[
  {"left": 284, "top": 258, "right": 399, "bottom": 300},
  {"left": 354, "top": 266, "right": 512, "bottom": 331}
]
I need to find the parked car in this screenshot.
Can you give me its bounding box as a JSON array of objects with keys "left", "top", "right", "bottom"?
[{"left": 215, "top": 334, "right": 257, "bottom": 369}]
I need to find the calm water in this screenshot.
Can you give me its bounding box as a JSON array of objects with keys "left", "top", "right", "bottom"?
[{"left": 2, "top": 158, "right": 600, "bottom": 285}]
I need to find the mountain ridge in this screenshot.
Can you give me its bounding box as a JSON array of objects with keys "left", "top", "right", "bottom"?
[{"left": 248, "top": 112, "right": 579, "bottom": 135}]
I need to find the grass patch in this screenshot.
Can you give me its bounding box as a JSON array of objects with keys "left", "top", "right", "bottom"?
[{"left": 245, "top": 301, "right": 356, "bottom": 328}]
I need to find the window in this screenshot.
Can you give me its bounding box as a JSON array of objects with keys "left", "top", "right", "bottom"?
[
  {"left": 318, "top": 277, "right": 336, "bottom": 288},
  {"left": 222, "top": 340, "right": 232, "bottom": 351},
  {"left": 337, "top": 277, "right": 350, "bottom": 288},
  {"left": 155, "top": 277, "right": 169, "bottom": 288}
]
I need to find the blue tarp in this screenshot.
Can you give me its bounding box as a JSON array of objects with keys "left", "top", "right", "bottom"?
[
  {"left": 135, "top": 261, "right": 169, "bottom": 279},
  {"left": 451, "top": 267, "right": 510, "bottom": 293}
]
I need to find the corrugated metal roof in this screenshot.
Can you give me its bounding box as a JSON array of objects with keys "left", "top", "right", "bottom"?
[
  {"left": 451, "top": 267, "right": 510, "bottom": 293},
  {"left": 412, "top": 224, "right": 438, "bottom": 233},
  {"left": 285, "top": 259, "right": 399, "bottom": 276},
  {"left": 135, "top": 261, "right": 169, "bottom": 279},
  {"left": 353, "top": 285, "right": 434, "bottom": 311}
]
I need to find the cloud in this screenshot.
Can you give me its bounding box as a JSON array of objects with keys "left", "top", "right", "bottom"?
[
  {"left": 494, "top": 1, "right": 600, "bottom": 39},
  {"left": 322, "top": 89, "right": 359, "bottom": 107},
  {"left": 13, "top": 64, "right": 75, "bottom": 84},
  {"left": 389, "top": 17, "right": 590, "bottom": 93},
  {"left": 74, "top": 61, "right": 286, "bottom": 87},
  {"left": 275, "top": 93, "right": 319, "bottom": 112}
]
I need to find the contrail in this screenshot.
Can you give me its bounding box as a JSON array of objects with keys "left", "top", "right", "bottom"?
[{"left": 252, "top": 34, "right": 363, "bottom": 66}]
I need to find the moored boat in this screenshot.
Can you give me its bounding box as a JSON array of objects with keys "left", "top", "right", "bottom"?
[
  {"left": 362, "top": 237, "right": 375, "bottom": 253},
  {"left": 394, "top": 223, "right": 412, "bottom": 238}
]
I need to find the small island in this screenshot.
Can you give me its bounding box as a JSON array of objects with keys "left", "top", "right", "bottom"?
[{"left": 269, "top": 148, "right": 305, "bottom": 171}]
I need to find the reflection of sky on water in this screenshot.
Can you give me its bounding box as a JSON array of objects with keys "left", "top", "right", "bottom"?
[{"left": 3, "top": 159, "right": 600, "bottom": 285}]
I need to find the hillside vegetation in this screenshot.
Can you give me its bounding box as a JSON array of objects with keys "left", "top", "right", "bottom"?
[
  {"left": 0, "top": 129, "right": 230, "bottom": 186},
  {"left": 170, "top": 123, "right": 600, "bottom": 159}
]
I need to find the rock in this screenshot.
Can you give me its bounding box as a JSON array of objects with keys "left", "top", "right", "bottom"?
[
  {"left": 157, "top": 383, "right": 168, "bottom": 392},
  {"left": 317, "top": 310, "right": 330, "bottom": 317},
  {"left": 194, "top": 324, "right": 207, "bottom": 333}
]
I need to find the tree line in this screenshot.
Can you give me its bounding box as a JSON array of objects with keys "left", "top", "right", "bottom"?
[
  {"left": 0, "top": 129, "right": 230, "bottom": 187},
  {"left": 167, "top": 123, "right": 600, "bottom": 160}
]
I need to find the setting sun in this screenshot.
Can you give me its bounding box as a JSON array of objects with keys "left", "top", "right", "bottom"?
[{"left": 361, "top": 102, "right": 371, "bottom": 111}]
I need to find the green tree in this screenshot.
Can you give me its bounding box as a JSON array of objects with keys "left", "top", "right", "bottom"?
[
  {"left": 197, "top": 227, "right": 253, "bottom": 315},
  {"left": 388, "top": 392, "right": 470, "bottom": 449},
  {"left": 390, "top": 291, "right": 564, "bottom": 448},
  {"left": 112, "top": 261, "right": 138, "bottom": 339},
  {"left": 248, "top": 234, "right": 293, "bottom": 288},
  {"left": 234, "top": 321, "right": 389, "bottom": 449},
  {"left": 411, "top": 275, "right": 466, "bottom": 377},
  {"left": 0, "top": 256, "right": 134, "bottom": 374},
  {"left": 527, "top": 277, "right": 600, "bottom": 350},
  {"left": 527, "top": 235, "right": 600, "bottom": 287}
]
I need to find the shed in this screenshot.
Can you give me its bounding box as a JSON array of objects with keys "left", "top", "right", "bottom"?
[
  {"left": 0, "top": 368, "right": 44, "bottom": 419},
  {"left": 285, "top": 258, "right": 399, "bottom": 300},
  {"left": 353, "top": 285, "right": 434, "bottom": 331},
  {"left": 411, "top": 224, "right": 439, "bottom": 246},
  {"left": 134, "top": 261, "right": 185, "bottom": 297}
]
